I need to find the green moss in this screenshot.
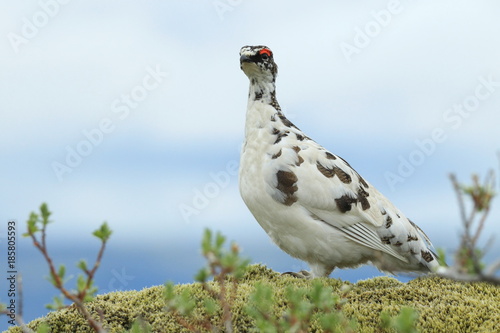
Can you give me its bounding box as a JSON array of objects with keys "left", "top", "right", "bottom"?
[{"left": 8, "top": 264, "right": 499, "bottom": 332}]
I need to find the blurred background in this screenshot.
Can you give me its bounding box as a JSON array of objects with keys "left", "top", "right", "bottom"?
[{"left": 1, "top": 0, "right": 499, "bottom": 329}]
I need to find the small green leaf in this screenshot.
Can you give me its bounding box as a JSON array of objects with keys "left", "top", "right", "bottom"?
[
  {"left": 163, "top": 282, "right": 176, "bottom": 302},
  {"left": 26, "top": 212, "right": 40, "bottom": 236},
  {"left": 318, "top": 312, "right": 341, "bottom": 331},
  {"left": 394, "top": 307, "right": 419, "bottom": 333},
  {"left": 220, "top": 253, "right": 235, "bottom": 269},
  {"left": 47, "top": 272, "right": 58, "bottom": 287},
  {"left": 36, "top": 323, "right": 51, "bottom": 333},
  {"left": 84, "top": 285, "right": 97, "bottom": 302},
  {"left": 201, "top": 229, "right": 212, "bottom": 253},
  {"left": 58, "top": 264, "right": 66, "bottom": 280},
  {"left": 215, "top": 232, "right": 226, "bottom": 249},
  {"left": 203, "top": 298, "right": 218, "bottom": 315},
  {"left": 28, "top": 212, "right": 38, "bottom": 223},
  {"left": 234, "top": 259, "right": 250, "bottom": 280},
  {"left": 46, "top": 295, "right": 65, "bottom": 310},
  {"left": 127, "top": 318, "right": 152, "bottom": 333},
  {"left": 194, "top": 267, "right": 210, "bottom": 283},
  {"left": 76, "top": 275, "right": 86, "bottom": 292},
  {"left": 310, "top": 281, "right": 335, "bottom": 309},
  {"left": 77, "top": 259, "right": 88, "bottom": 272},
  {"left": 248, "top": 283, "right": 274, "bottom": 314},
  {"left": 93, "top": 222, "right": 112, "bottom": 242},
  {"left": 436, "top": 248, "right": 447, "bottom": 267},
  {"left": 40, "top": 203, "right": 51, "bottom": 225},
  {"left": 176, "top": 289, "right": 195, "bottom": 316}
]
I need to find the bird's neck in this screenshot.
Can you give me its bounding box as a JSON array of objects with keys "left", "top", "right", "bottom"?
[
  {"left": 245, "top": 78, "right": 284, "bottom": 135},
  {"left": 247, "top": 78, "right": 280, "bottom": 109}
]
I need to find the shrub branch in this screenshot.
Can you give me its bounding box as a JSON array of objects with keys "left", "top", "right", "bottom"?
[
  {"left": 438, "top": 171, "right": 500, "bottom": 285},
  {"left": 24, "top": 203, "right": 112, "bottom": 332}
]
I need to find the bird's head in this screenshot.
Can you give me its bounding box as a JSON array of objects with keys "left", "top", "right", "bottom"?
[{"left": 240, "top": 45, "right": 278, "bottom": 83}]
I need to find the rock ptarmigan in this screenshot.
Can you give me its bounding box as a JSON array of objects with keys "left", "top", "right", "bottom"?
[{"left": 238, "top": 45, "right": 440, "bottom": 278}]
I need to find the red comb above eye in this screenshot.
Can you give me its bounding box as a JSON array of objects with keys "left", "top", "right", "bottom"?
[{"left": 259, "top": 48, "right": 272, "bottom": 57}]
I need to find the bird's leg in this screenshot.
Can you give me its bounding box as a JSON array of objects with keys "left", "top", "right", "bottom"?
[{"left": 281, "top": 270, "right": 313, "bottom": 279}]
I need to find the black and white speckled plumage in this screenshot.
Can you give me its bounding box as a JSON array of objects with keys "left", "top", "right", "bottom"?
[{"left": 238, "top": 45, "right": 439, "bottom": 278}]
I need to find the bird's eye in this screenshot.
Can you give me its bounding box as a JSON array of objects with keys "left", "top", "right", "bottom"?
[{"left": 259, "top": 48, "right": 272, "bottom": 61}]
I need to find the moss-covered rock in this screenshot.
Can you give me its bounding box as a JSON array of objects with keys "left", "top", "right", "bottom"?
[{"left": 8, "top": 264, "right": 499, "bottom": 332}]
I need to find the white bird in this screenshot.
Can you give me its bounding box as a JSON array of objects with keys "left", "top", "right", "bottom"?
[{"left": 238, "top": 45, "right": 440, "bottom": 278}]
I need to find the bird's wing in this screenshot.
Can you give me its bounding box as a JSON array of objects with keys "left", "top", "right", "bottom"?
[{"left": 264, "top": 140, "right": 434, "bottom": 265}]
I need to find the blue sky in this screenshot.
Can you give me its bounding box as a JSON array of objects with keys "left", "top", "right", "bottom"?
[{"left": 1, "top": 0, "right": 500, "bottom": 329}]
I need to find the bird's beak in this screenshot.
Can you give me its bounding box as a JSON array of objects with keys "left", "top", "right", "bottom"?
[{"left": 240, "top": 54, "right": 253, "bottom": 64}]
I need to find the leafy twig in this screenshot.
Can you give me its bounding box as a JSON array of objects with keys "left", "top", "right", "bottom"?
[
  {"left": 246, "top": 281, "right": 355, "bottom": 333},
  {"left": 24, "top": 203, "right": 112, "bottom": 332},
  {"left": 438, "top": 171, "right": 499, "bottom": 285},
  {"left": 164, "top": 229, "right": 250, "bottom": 332}
]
